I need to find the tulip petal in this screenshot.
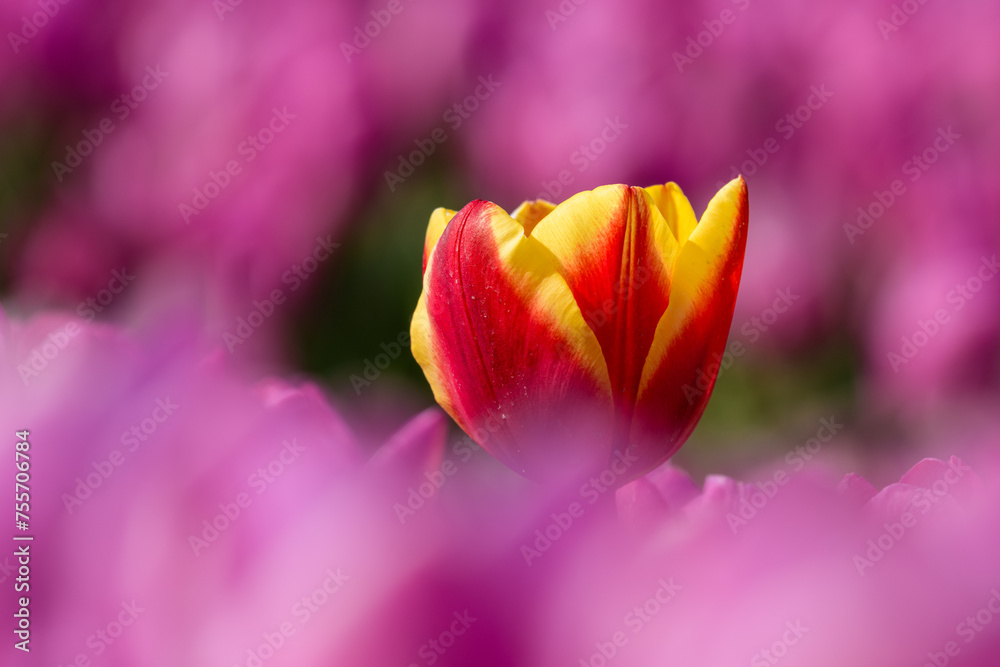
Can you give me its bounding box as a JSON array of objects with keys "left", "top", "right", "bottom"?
[
  {"left": 838, "top": 473, "right": 878, "bottom": 508},
  {"left": 528, "top": 185, "right": 679, "bottom": 451},
  {"left": 423, "top": 207, "right": 456, "bottom": 273},
  {"left": 630, "top": 177, "right": 748, "bottom": 474},
  {"left": 511, "top": 199, "right": 556, "bottom": 235},
  {"left": 645, "top": 182, "right": 698, "bottom": 246},
  {"left": 411, "top": 200, "right": 614, "bottom": 480},
  {"left": 367, "top": 407, "right": 447, "bottom": 474}
]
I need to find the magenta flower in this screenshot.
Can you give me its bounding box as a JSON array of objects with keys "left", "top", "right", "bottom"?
[{"left": 4, "top": 303, "right": 999, "bottom": 665}]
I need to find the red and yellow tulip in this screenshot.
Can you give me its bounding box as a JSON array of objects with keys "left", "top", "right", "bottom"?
[{"left": 411, "top": 177, "right": 748, "bottom": 483}]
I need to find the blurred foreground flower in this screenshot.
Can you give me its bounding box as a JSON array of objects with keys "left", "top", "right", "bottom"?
[
  {"left": 411, "top": 177, "right": 748, "bottom": 482},
  {"left": 2, "top": 305, "right": 999, "bottom": 666}
]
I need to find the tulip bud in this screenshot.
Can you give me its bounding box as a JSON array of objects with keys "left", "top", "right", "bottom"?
[{"left": 411, "top": 177, "right": 748, "bottom": 483}]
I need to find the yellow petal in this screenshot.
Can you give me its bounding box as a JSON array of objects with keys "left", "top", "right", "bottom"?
[
  {"left": 527, "top": 184, "right": 680, "bottom": 452},
  {"left": 630, "top": 176, "right": 748, "bottom": 472},
  {"left": 511, "top": 199, "right": 557, "bottom": 236},
  {"left": 423, "top": 207, "right": 456, "bottom": 273},
  {"left": 645, "top": 182, "right": 698, "bottom": 247}
]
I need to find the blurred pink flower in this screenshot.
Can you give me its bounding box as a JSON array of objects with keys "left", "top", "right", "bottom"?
[
  {"left": 7, "top": 0, "right": 488, "bottom": 312},
  {"left": 18, "top": 0, "right": 366, "bottom": 304},
  {"left": 0, "top": 306, "right": 361, "bottom": 664},
  {"left": 865, "top": 245, "right": 1000, "bottom": 408},
  {"left": 3, "top": 305, "right": 998, "bottom": 665},
  {"left": 461, "top": 0, "right": 1000, "bottom": 371}
]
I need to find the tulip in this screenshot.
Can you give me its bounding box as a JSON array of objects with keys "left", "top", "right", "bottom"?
[{"left": 411, "top": 177, "right": 748, "bottom": 482}]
